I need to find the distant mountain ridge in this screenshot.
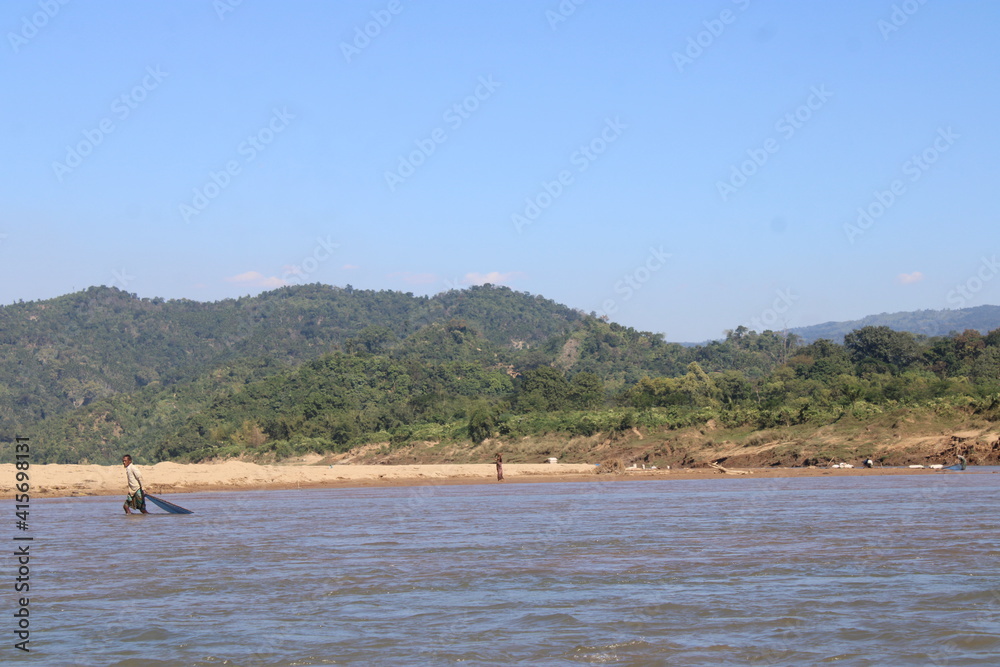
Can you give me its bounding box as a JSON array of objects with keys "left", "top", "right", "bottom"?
[{"left": 787, "top": 305, "right": 1000, "bottom": 343}]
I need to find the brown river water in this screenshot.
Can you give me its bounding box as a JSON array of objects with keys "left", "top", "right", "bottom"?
[{"left": 17, "top": 471, "right": 1000, "bottom": 665}]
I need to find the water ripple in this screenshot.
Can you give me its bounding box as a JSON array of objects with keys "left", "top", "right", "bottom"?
[{"left": 25, "top": 474, "right": 1000, "bottom": 665}]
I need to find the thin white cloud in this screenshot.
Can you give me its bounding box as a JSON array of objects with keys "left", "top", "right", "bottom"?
[
  {"left": 258, "top": 276, "right": 289, "bottom": 288},
  {"left": 225, "top": 271, "right": 289, "bottom": 288},
  {"left": 897, "top": 271, "right": 924, "bottom": 285},
  {"left": 226, "top": 271, "right": 266, "bottom": 283},
  {"left": 463, "top": 271, "right": 522, "bottom": 286},
  {"left": 342, "top": 264, "right": 360, "bottom": 270}
]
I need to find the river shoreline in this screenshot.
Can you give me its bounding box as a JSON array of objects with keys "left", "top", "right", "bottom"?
[{"left": 2, "top": 461, "right": 985, "bottom": 499}]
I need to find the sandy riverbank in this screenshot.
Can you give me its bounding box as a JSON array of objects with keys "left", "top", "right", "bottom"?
[{"left": 0, "top": 460, "right": 983, "bottom": 499}]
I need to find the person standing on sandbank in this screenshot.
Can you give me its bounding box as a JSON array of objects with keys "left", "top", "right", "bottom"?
[
  {"left": 122, "top": 455, "right": 149, "bottom": 514},
  {"left": 495, "top": 452, "right": 504, "bottom": 481}
]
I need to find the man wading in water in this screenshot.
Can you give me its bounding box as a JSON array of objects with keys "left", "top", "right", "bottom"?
[{"left": 122, "top": 455, "right": 149, "bottom": 514}]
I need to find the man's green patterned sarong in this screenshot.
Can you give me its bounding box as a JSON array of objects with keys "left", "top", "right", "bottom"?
[{"left": 125, "top": 489, "right": 146, "bottom": 512}]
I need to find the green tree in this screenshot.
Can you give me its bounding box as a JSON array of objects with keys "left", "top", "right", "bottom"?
[
  {"left": 844, "top": 326, "right": 921, "bottom": 375},
  {"left": 791, "top": 338, "right": 853, "bottom": 381},
  {"left": 467, "top": 404, "right": 496, "bottom": 443},
  {"left": 345, "top": 325, "right": 397, "bottom": 355},
  {"left": 516, "top": 366, "right": 571, "bottom": 412},
  {"left": 568, "top": 372, "right": 604, "bottom": 409},
  {"left": 678, "top": 361, "right": 720, "bottom": 407},
  {"left": 714, "top": 370, "right": 752, "bottom": 406}
]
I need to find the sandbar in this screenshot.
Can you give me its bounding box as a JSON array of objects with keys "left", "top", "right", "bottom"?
[{"left": 0, "top": 460, "right": 981, "bottom": 499}]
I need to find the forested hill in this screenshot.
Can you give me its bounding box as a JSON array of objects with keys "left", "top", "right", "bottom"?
[
  {"left": 0, "top": 284, "right": 584, "bottom": 432},
  {"left": 0, "top": 282, "right": 793, "bottom": 463},
  {"left": 789, "top": 305, "right": 1000, "bottom": 343},
  {"left": 5, "top": 284, "right": 1000, "bottom": 466}
]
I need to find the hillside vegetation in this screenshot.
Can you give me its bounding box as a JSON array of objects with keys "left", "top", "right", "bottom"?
[{"left": 3, "top": 285, "right": 1000, "bottom": 467}]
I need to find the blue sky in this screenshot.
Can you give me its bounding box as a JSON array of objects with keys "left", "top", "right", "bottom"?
[{"left": 2, "top": 0, "right": 998, "bottom": 341}]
